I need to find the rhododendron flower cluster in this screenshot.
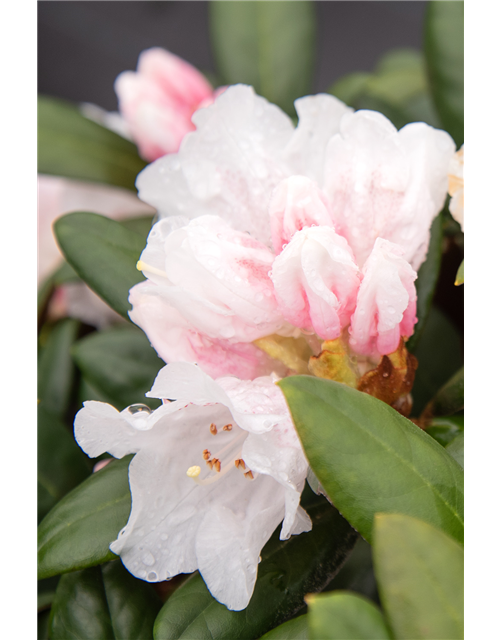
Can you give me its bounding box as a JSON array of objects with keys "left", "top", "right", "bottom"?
[
  {"left": 129, "top": 85, "right": 455, "bottom": 382},
  {"left": 75, "top": 362, "right": 310, "bottom": 611}
]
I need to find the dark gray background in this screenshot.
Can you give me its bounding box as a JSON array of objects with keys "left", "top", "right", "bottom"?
[{"left": 38, "top": 1, "right": 427, "bottom": 110}]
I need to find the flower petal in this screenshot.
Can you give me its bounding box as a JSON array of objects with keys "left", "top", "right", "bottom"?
[
  {"left": 136, "top": 85, "right": 294, "bottom": 246},
  {"left": 271, "top": 226, "right": 360, "bottom": 339},
  {"left": 349, "top": 238, "right": 417, "bottom": 357},
  {"left": 269, "top": 176, "right": 335, "bottom": 254},
  {"left": 323, "top": 110, "right": 455, "bottom": 269}
]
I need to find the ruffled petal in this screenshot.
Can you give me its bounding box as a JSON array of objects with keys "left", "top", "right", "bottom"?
[
  {"left": 323, "top": 110, "right": 455, "bottom": 269},
  {"left": 136, "top": 85, "right": 294, "bottom": 246},
  {"left": 349, "top": 238, "right": 417, "bottom": 357},
  {"left": 284, "top": 94, "right": 352, "bottom": 183},
  {"left": 271, "top": 226, "right": 360, "bottom": 339},
  {"left": 129, "top": 281, "right": 283, "bottom": 380},
  {"left": 269, "top": 176, "right": 335, "bottom": 254}
]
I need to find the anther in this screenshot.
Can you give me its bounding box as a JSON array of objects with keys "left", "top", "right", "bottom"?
[
  {"left": 202, "top": 449, "right": 211, "bottom": 460},
  {"left": 235, "top": 458, "right": 246, "bottom": 470},
  {"left": 222, "top": 424, "right": 233, "bottom": 431},
  {"left": 244, "top": 470, "right": 254, "bottom": 480},
  {"left": 213, "top": 458, "right": 221, "bottom": 473},
  {"left": 206, "top": 459, "right": 214, "bottom": 469},
  {"left": 186, "top": 466, "right": 201, "bottom": 478},
  {"left": 210, "top": 423, "right": 218, "bottom": 435}
]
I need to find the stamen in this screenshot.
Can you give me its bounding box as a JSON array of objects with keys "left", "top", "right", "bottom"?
[
  {"left": 186, "top": 466, "right": 201, "bottom": 478},
  {"left": 210, "top": 423, "right": 218, "bottom": 435},
  {"left": 202, "top": 449, "right": 211, "bottom": 460},
  {"left": 244, "top": 470, "right": 254, "bottom": 480},
  {"left": 222, "top": 424, "right": 233, "bottom": 431},
  {"left": 213, "top": 458, "right": 221, "bottom": 473},
  {"left": 136, "top": 260, "right": 169, "bottom": 279},
  {"left": 206, "top": 459, "right": 214, "bottom": 469},
  {"left": 235, "top": 458, "right": 246, "bottom": 470}
]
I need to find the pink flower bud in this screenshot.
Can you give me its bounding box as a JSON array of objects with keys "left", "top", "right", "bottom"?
[{"left": 115, "top": 48, "right": 215, "bottom": 161}]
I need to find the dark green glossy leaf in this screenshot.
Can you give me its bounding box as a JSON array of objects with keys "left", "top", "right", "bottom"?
[
  {"left": 424, "top": 1, "right": 464, "bottom": 146},
  {"left": 209, "top": 1, "right": 316, "bottom": 116},
  {"left": 38, "top": 318, "right": 80, "bottom": 416},
  {"left": 38, "top": 405, "right": 91, "bottom": 522},
  {"left": 307, "top": 591, "right": 391, "bottom": 640},
  {"left": 54, "top": 212, "right": 146, "bottom": 319},
  {"left": 72, "top": 324, "right": 164, "bottom": 411},
  {"left": 260, "top": 615, "right": 308, "bottom": 639},
  {"left": 153, "top": 501, "right": 357, "bottom": 639},
  {"left": 407, "top": 213, "right": 443, "bottom": 351},
  {"left": 279, "top": 376, "right": 464, "bottom": 544},
  {"left": 49, "top": 567, "right": 115, "bottom": 640},
  {"left": 410, "top": 307, "right": 463, "bottom": 415},
  {"left": 423, "top": 366, "right": 464, "bottom": 419},
  {"left": 38, "top": 456, "right": 132, "bottom": 579},
  {"left": 426, "top": 415, "right": 464, "bottom": 447},
  {"left": 373, "top": 513, "right": 464, "bottom": 639},
  {"left": 38, "top": 95, "right": 146, "bottom": 190},
  {"left": 446, "top": 432, "right": 464, "bottom": 469},
  {"left": 455, "top": 259, "right": 464, "bottom": 285},
  {"left": 121, "top": 214, "right": 155, "bottom": 239},
  {"left": 323, "top": 538, "right": 378, "bottom": 603}
]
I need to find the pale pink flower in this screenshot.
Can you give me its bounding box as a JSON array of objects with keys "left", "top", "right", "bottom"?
[
  {"left": 75, "top": 362, "right": 310, "bottom": 611},
  {"left": 115, "top": 48, "right": 216, "bottom": 162},
  {"left": 448, "top": 146, "right": 464, "bottom": 231},
  {"left": 130, "top": 86, "right": 454, "bottom": 371}
]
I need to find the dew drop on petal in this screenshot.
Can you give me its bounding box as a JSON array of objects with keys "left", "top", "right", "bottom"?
[
  {"left": 142, "top": 551, "right": 155, "bottom": 566},
  {"left": 127, "top": 404, "right": 152, "bottom": 416}
]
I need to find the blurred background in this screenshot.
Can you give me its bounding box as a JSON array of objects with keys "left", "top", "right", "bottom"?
[{"left": 38, "top": 1, "right": 427, "bottom": 110}]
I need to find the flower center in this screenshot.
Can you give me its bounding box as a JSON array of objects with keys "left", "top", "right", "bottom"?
[{"left": 186, "top": 423, "right": 255, "bottom": 485}]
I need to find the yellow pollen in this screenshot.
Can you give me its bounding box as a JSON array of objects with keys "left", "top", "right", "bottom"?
[{"left": 186, "top": 465, "right": 201, "bottom": 478}]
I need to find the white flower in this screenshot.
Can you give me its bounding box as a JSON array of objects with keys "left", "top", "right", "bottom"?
[{"left": 74, "top": 362, "right": 310, "bottom": 611}]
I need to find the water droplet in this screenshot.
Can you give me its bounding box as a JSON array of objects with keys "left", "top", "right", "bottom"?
[
  {"left": 148, "top": 571, "right": 158, "bottom": 581},
  {"left": 387, "top": 306, "right": 396, "bottom": 314},
  {"left": 255, "top": 292, "right": 264, "bottom": 303},
  {"left": 142, "top": 551, "right": 155, "bottom": 566},
  {"left": 160, "top": 533, "right": 168, "bottom": 541},
  {"left": 127, "top": 404, "right": 152, "bottom": 416}
]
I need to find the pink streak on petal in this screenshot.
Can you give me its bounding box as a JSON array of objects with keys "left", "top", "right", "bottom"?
[{"left": 269, "top": 176, "right": 336, "bottom": 254}]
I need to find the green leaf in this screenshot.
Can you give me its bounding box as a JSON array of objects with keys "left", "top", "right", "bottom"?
[
  {"left": 279, "top": 376, "right": 464, "bottom": 544},
  {"left": 307, "top": 591, "right": 391, "bottom": 640},
  {"left": 426, "top": 415, "right": 464, "bottom": 447},
  {"left": 455, "top": 259, "right": 464, "bottom": 285},
  {"left": 38, "top": 456, "right": 132, "bottom": 580},
  {"left": 54, "top": 212, "right": 147, "bottom": 319},
  {"left": 327, "top": 72, "right": 371, "bottom": 106},
  {"left": 38, "top": 318, "right": 80, "bottom": 416},
  {"left": 209, "top": 1, "right": 316, "bottom": 116},
  {"left": 423, "top": 366, "right": 464, "bottom": 419},
  {"left": 407, "top": 213, "right": 443, "bottom": 351},
  {"left": 44, "top": 562, "right": 163, "bottom": 639},
  {"left": 373, "top": 513, "right": 464, "bottom": 639},
  {"left": 72, "top": 324, "right": 164, "bottom": 411},
  {"left": 38, "top": 405, "right": 91, "bottom": 522},
  {"left": 260, "top": 615, "right": 308, "bottom": 640},
  {"left": 153, "top": 501, "right": 357, "bottom": 639},
  {"left": 446, "top": 432, "right": 464, "bottom": 469},
  {"left": 410, "top": 307, "right": 463, "bottom": 416},
  {"left": 324, "top": 538, "right": 378, "bottom": 603},
  {"left": 424, "top": 1, "right": 464, "bottom": 146},
  {"left": 38, "top": 95, "right": 146, "bottom": 190}
]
